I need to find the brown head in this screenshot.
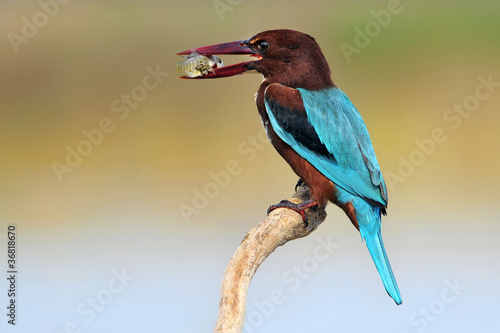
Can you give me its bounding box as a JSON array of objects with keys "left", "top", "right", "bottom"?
[{"left": 177, "top": 29, "right": 334, "bottom": 90}]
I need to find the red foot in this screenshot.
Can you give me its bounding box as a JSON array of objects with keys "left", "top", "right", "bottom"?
[{"left": 267, "top": 199, "right": 318, "bottom": 227}]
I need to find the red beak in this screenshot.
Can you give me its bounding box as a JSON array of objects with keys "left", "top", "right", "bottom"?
[{"left": 177, "top": 40, "right": 260, "bottom": 79}]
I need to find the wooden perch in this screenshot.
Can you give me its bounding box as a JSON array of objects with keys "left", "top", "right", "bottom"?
[{"left": 213, "top": 183, "right": 327, "bottom": 333}]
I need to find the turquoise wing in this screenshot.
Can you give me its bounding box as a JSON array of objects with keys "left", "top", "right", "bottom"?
[{"left": 264, "top": 85, "right": 388, "bottom": 206}]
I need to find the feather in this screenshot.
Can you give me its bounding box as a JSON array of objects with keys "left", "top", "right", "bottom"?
[
  {"left": 264, "top": 84, "right": 388, "bottom": 207},
  {"left": 351, "top": 196, "right": 402, "bottom": 304}
]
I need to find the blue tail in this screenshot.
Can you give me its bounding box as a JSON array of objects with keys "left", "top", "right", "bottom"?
[
  {"left": 356, "top": 200, "right": 402, "bottom": 304},
  {"left": 363, "top": 227, "right": 402, "bottom": 304}
]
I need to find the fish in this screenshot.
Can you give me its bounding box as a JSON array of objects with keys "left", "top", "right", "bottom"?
[{"left": 177, "top": 52, "right": 224, "bottom": 78}]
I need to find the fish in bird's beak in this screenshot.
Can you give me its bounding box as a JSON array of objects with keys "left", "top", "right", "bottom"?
[
  {"left": 176, "top": 52, "right": 225, "bottom": 78},
  {"left": 176, "top": 40, "right": 262, "bottom": 79}
]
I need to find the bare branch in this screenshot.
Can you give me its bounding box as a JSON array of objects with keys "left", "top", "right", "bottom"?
[{"left": 213, "top": 183, "right": 327, "bottom": 333}]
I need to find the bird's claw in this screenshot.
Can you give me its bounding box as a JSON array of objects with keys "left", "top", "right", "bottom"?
[
  {"left": 267, "top": 199, "right": 318, "bottom": 228},
  {"left": 294, "top": 178, "right": 305, "bottom": 192}
]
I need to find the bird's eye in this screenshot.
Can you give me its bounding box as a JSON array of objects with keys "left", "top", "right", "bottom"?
[{"left": 257, "top": 40, "right": 269, "bottom": 52}]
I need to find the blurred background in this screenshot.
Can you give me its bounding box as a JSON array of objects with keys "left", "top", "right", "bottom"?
[{"left": 1, "top": 0, "right": 499, "bottom": 332}]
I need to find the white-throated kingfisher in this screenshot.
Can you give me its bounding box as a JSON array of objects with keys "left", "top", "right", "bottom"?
[{"left": 177, "top": 29, "right": 402, "bottom": 305}]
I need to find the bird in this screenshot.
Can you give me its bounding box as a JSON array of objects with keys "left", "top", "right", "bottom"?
[{"left": 177, "top": 29, "right": 402, "bottom": 305}]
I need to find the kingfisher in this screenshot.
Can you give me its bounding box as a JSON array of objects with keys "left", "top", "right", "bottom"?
[{"left": 177, "top": 29, "right": 402, "bottom": 305}]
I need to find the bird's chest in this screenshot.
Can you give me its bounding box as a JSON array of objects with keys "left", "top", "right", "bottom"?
[
  {"left": 258, "top": 114, "right": 274, "bottom": 144},
  {"left": 256, "top": 86, "right": 278, "bottom": 146}
]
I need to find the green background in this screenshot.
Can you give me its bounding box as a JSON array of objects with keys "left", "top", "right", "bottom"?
[{"left": 1, "top": 0, "right": 499, "bottom": 332}]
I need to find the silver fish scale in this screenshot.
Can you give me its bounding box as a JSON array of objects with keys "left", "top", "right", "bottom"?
[{"left": 177, "top": 52, "right": 224, "bottom": 78}]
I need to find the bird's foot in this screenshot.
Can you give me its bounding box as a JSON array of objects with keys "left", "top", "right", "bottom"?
[
  {"left": 294, "top": 178, "right": 305, "bottom": 192},
  {"left": 267, "top": 199, "right": 318, "bottom": 228}
]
